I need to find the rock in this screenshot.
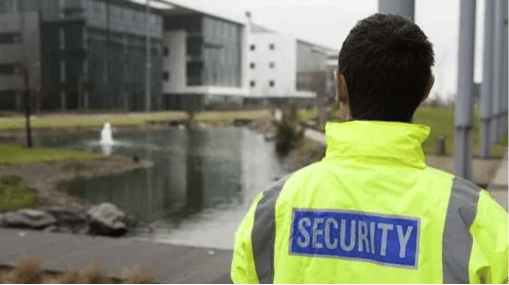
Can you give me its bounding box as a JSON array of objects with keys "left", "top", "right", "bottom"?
[
  {"left": 72, "top": 223, "right": 90, "bottom": 235},
  {"left": 43, "top": 225, "right": 74, "bottom": 234},
  {"left": 2, "top": 209, "right": 57, "bottom": 229},
  {"left": 46, "top": 208, "right": 87, "bottom": 225},
  {"left": 45, "top": 208, "right": 89, "bottom": 235},
  {"left": 43, "top": 225, "right": 58, "bottom": 233},
  {"left": 86, "top": 203, "right": 127, "bottom": 237},
  {"left": 123, "top": 215, "right": 138, "bottom": 230}
]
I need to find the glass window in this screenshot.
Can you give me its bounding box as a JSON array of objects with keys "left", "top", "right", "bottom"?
[
  {"left": 83, "top": 59, "right": 88, "bottom": 77},
  {"left": 250, "top": 44, "right": 255, "bottom": 51},
  {"left": 228, "top": 25, "right": 234, "bottom": 41},
  {"left": 250, "top": 81, "right": 255, "bottom": 87},
  {"left": 124, "top": 8, "right": 132, "bottom": 23},
  {"left": 19, "top": 0, "right": 40, "bottom": 13},
  {"left": 162, "top": 46, "right": 169, "bottom": 57},
  {"left": 214, "top": 19, "right": 221, "bottom": 39},
  {"left": 187, "top": 62, "right": 203, "bottom": 86},
  {"left": 187, "top": 36, "right": 202, "bottom": 57},
  {"left": 0, "top": 33, "right": 21, "bottom": 44},
  {"left": 250, "top": 63, "right": 255, "bottom": 69},
  {"left": 269, "top": 62, "right": 275, "bottom": 69},
  {"left": 162, "top": 71, "right": 169, "bottom": 81},
  {"left": 199, "top": 17, "right": 242, "bottom": 87},
  {"left": 223, "top": 22, "right": 229, "bottom": 40},
  {"left": 269, "top": 43, "right": 275, "bottom": 50},
  {"left": 204, "top": 17, "right": 213, "bottom": 37},
  {"left": 269, "top": 80, "right": 275, "bottom": 87},
  {"left": 0, "top": 0, "right": 13, "bottom": 13},
  {"left": 83, "top": 27, "right": 87, "bottom": 48},
  {"left": 0, "top": 63, "right": 15, "bottom": 75}
]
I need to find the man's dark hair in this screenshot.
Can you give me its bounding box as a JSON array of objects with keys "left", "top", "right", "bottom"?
[{"left": 338, "top": 14, "right": 435, "bottom": 122}]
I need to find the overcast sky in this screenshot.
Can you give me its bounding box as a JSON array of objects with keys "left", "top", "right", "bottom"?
[{"left": 170, "top": 0, "right": 489, "bottom": 100}]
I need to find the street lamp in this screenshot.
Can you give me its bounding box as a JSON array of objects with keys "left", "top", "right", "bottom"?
[{"left": 145, "top": 0, "right": 151, "bottom": 112}]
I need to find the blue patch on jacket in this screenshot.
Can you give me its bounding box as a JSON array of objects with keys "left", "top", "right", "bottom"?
[{"left": 290, "top": 209, "right": 419, "bottom": 268}]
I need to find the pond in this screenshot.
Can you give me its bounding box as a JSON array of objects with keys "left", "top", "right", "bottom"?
[{"left": 38, "top": 126, "right": 288, "bottom": 249}]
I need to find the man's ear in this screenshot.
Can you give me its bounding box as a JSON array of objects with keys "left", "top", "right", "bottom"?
[
  {"left": 335, "top": 71, "right": 349, "bottom": 105},
  {"left": 422, "top": 74, "right": 435, "bottom": 101}
]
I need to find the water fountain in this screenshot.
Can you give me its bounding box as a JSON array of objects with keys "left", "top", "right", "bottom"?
[{"left": 99, "top": 122, "right": 114, "bottom": 155}]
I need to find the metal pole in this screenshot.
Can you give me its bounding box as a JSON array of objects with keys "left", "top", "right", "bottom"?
[
  {"left": 145, "top": 0, "right": 151, "bottom": 112},
  {"left": 24, "top": 69, "right": 32, "bottom": 148},
  {"left": 491, "top": 0, "right": 504, "bottom": 144},
  {"left": 455, "top": 0, "right": 476, "bottom": 180},
  {"left": 378, "top": 0, "right": 415, "bottom": 21},
  {"left": 19, "top": 6, "right": 32, "bottom": 147},
  {"left": 499, "top": 3, "right": 508, "bottom": 136},
  {"left": 480, "top": 0, "right": 495, "bottom": 158}
]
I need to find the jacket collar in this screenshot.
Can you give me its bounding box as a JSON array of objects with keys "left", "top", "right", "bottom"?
[{"left": 323, "top": 121, "right": 430, "bottom": 169}]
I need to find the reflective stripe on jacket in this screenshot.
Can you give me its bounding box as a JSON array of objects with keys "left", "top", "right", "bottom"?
[{"left": 231, "top": 121, "right": 508, "bottom": 284}]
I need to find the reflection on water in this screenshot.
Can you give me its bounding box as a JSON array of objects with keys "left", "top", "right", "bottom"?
[{"left": 39, "top": 127, "right": 287, "bottom": 247}]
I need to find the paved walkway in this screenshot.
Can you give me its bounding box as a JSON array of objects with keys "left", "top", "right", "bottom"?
[
  {"left": 0, "top": 228, "right": 231, "bottom": 283},
  {"left": 304, "top": 128, "right": 326, "bottom": 145},
  {"left": 487, "top": 151, "right": 508, "bottom": 211}
]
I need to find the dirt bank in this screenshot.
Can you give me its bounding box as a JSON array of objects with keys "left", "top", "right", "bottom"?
[{"left": 0, "top": 156, "right": 153, "bottom": 212}]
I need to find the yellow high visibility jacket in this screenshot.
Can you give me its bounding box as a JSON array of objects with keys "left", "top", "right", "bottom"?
[{"left": 231, "top": 121, "right": 508, "bottom": 284}]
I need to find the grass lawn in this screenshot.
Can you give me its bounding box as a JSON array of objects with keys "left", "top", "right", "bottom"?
[
  {"left": 0, "top": 144, "right": 101, "bottom": 165},
  {"left": 321, "top": 105, "right": 508, "bottom": 157},
  {"left": 0, "top": 110, "right": 270, "bottom": 131},
  {"left": 0, "top": 175, "right": 38, "bottom": 213},
  {"left": 0, "top": 145, "right": 101, "bottom": 212},
  {"left": 194, "top": 109, "right": 270, "bottom": 121}
]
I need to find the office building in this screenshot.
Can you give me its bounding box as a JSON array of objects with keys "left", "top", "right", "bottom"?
[
  {"left": 248, "top": 23, "right": 337, "bottom": 106},
  {"left": 0, "top": 0, "right": 165, "bottom": 111}
]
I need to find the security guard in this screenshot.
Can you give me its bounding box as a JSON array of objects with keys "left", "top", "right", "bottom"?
[{"left": 231, "top": 14, "right": 508, "bottom": 284}]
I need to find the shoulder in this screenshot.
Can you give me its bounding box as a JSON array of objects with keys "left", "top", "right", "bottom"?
[
  {"left": 262, "top": 162, "right": 324, "bottom": 195},
  {"left": 257, "top": 162, "right": 325, "bottom": 207}
]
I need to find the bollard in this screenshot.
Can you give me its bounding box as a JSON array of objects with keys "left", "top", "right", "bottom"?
[{"left": 436, "top": 137, "right": 446, "bottom": 156}]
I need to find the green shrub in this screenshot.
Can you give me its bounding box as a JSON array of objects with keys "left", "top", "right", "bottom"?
[
  {"left": 274, "top": 110, "right": 303, "bottom": 156},
  {"left": 0, "top": 175, "right": 22, "bottom": 186}
]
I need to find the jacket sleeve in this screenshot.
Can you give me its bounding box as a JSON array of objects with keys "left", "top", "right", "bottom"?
[
  {"left": 231, "top": 193, "right": 264, "bottom": 284},
  {"left": 469, "top": 190, "right": 508, "bottom": 284}
]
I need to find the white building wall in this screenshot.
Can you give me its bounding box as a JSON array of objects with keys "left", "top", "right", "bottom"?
[
  {"left": 161, "top": 30, "right": 249, "bottom": 98},
  {"left": 162, "top": 31, "right": 186, "bottom": 94},
  {"left": 249, "top": 32, "right": 314, "bottom": 98},
  {"left": 0, "top": 12, "right": 40, "bottom": 92},
  {"left": 240, "top": 23, "right": 250, "bottom": 97}
]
